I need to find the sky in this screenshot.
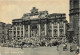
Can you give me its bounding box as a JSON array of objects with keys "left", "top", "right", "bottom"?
[{"left": 0, "top": 0, "right": 69, "bottom": 24}]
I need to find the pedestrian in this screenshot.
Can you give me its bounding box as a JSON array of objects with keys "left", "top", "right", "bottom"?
[
  {"left": 21, "top": 44, "right": 23, "bottom": 49},
  {"left": 21, "top": 42, "right": 24, "bottom": 49},
  {"left": 63, "top": 43, "right": 67, "bottom": 51},
  {"left": 57, "top": 44, "right": 59, "bottom": 51}
]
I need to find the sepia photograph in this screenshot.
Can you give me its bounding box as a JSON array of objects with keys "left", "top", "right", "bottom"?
[{"left": 0, "top": 0, "right": 79, "bottom": 55}]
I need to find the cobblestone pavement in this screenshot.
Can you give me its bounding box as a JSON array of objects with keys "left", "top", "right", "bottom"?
[{"left": 0, "top": 43, "right": 77, "bottom": 55}]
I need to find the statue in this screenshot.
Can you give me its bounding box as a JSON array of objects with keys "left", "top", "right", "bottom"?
[{"left": 30, "top": 7, "right": 38, "bottom": 15}]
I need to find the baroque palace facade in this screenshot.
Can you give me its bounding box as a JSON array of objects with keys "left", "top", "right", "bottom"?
[{"left": 9, "top": 7, "right": 68, "bottom": 43}]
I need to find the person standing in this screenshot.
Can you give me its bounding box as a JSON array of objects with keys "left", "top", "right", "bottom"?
[
  {"left": 21, "top": 44, "right": 23, "bottom": 49},
  {"left": 57, "top": 44, "right": 59, "bottom": 51}
]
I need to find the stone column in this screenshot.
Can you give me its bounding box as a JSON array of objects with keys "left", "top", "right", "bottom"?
[
  {"left": 16, "top": 26, "right": 17, "bottom": 38},
  {"left": 31, "top": 30, "right": 33, "bottom": 36},
  {"left": 52, "top": 23, "right": 54, "bottom": 37},
  {"left": 12, "top": 26, "right": 14, "bottom": 47},
  {"left": 28, "top": 25, "right": 30, "bottom": 37},
  {"left": 12, "top": 27, "right": 14, "bottom": 40},
  {"left": 23, "top": 25, "right": 25, "bottom": 39},
  {"left": 57, "top": 23, "right": 60, "bottom": 37},
  {"left": 20, "top": 25, "right": 21, "bottom": 38},
  {"left": 45, "top": 23, "right": 47, "bottom": 36},
  {"left": 64, "top": 23, "right": 66, "bottom": 35},
  {"left": 38, "top": 24, "right": 41, "bottom": 37},
  {"left": 15, "top": 25, "right": 17, "bottom": 41}
]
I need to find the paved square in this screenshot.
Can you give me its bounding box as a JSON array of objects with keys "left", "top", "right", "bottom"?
[{"left": 0, "top": 45, "right": 77, "bottom": 55}]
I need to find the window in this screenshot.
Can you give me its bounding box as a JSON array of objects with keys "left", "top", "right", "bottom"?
[
  {"left": 32, "top": 26, "right": 37, "bottom": 29},
  {"left": 21, "top": 27, "right": 23, "bottom": 30},
  {"left": 14, "top": 36, "right": 16, "bottom": 37},
  {"left": 17, "top": 27, "right": 20, "bottom": 30},
  {"left": 54, "top": 29, "right": 57, "bottom": 34},
  {"left": 21, "top": 36, "right": 23, "bottom": 37},
  {"left": 21, "top": 31, "right": 23, "bottom": 35},
  {"left": 54, "top": 22, "right": 57, "bottom": 25},
  {"left": 17, "top": 31, "right": 19, "bottom": 35},
  {"left": 14, "top": 27, "right": 16, "bottom": 30},
  {"left": 73, "top": 1, "right": 79, "bottom": 8},
  {"left": 60, "top": 25, "right": 63, "bottom": 28},
  {"left": 60, "top": 22, "right": 63, "bottom": 25},
  {"left": 60, "top": 29, "right": 63, "bottom": 34},
  {"left": 18, "top": 38, "right": 19, "bottom": 40},
  {"left": 14, "top": 31, "right": 16, "bottom": 35},
  {"left": 54, "top": 26, "right": 57, "bottom": 28}
]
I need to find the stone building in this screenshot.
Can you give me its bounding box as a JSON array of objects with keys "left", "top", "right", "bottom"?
[
  {"left": 69, "top": 0, "right": 79, "bottom": 43},
  {"left": 0, "top": 22, "right": 11, "bottom": 43},
  {"left": 0, "top": 22, "right": 6, "bottom": 43},
  {"left": 6, "top": 24, "right": 12, "bottom": 43},
  {"left": 10, "top": 7, "right": 68, "bottom": 43}
]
